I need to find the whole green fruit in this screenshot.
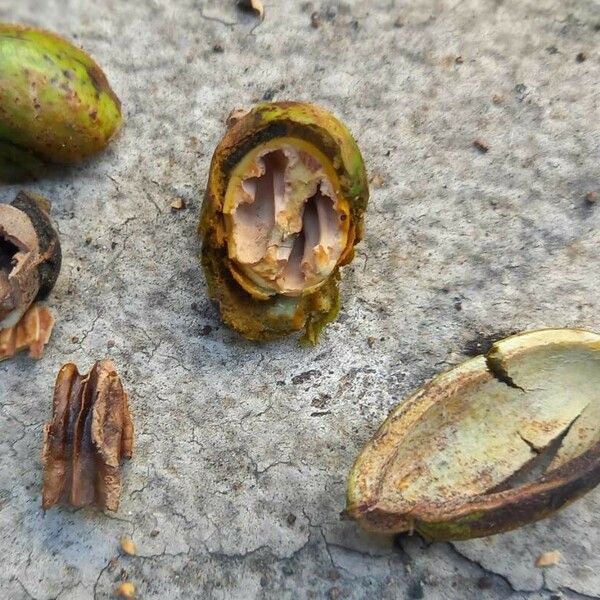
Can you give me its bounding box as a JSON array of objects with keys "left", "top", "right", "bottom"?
[{"left": 0, "top": 24, "right": 122, "bottom": 174}]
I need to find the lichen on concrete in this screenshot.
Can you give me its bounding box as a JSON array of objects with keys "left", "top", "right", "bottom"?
[{"left": 1, "top": 0, "right": 599, "bottom": 598}]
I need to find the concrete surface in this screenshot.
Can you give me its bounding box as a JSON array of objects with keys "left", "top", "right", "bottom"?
[{"left": 1, "top": 0, "right": 600, "bottom": 598}]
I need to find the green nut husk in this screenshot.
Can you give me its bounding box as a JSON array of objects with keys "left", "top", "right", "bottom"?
[
  {"left": 199, "top": 102, "right": 369, "bottom": 343},
  {"left": 0, "top": 23, "right": 122, "bottom": 177}
]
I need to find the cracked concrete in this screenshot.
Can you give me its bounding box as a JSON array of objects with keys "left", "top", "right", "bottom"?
[{"left": 1, "top": 0, "right": 600, "bottom": 598}]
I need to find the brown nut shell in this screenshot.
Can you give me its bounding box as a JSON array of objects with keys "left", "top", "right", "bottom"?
[
  {"left": 0, "top": 191, "right": 61, "bottom": 329},
  {"left": 42, "top": 360, "right": 134, "bottom": 511}
]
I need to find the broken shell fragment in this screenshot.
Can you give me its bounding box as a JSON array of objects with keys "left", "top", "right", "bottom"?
[
  {"left": 346, "top": 329, "right": 600, "bottom": 540},
  {"left": 0, "top": 304, "right": 55, "bottom": 361},
  {"left": 0, "top": 24, "right": 122, "bottom": 177},
  {"left": 0, "top": 191, "right": 62, "bottom": 330},
  {"left": 199, "top": 102, "right": 368, "bottom": 342},
  {"left": 42, "top": 360, "right": 134, "bottom": 511}
]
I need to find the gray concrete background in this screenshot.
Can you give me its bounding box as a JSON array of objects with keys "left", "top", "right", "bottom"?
[{"left": 1, "top": 0, "right": 599, "bottom": 598}]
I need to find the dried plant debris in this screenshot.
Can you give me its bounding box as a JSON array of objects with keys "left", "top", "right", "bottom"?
[
  {"left": 473, "top": 139, "right": 489, "bottom": 153},
  {"left": 199, "top": 102, "right": 369, "bottom": 343},
  {"left": 0, "top": 304, "right": 54, "bottom": 361},
  {"left": 369, "top": 172, "right": 385, "bottom": 188},
  {"left": 0, "top": 191, "right": 61, "bottom": 331},
  {"left": 238, "top": 0, "right": 265, "bottom": 21},
  {"left": 346, "top": 329, "right": 600, "bottom": 540},
  {"left": 0, "top": 24, "right": 122, "bottom": 180},
  {"left": 42, "top": 360, "right": 134, "bottom": 511}
]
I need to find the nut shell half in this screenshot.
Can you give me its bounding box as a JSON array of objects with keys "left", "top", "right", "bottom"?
[
  {"left": 346, "top": 329, "right": 600, "bottom": 540},
  {"left": 0, "top": 191, "right": 61, "bottom": 329}
]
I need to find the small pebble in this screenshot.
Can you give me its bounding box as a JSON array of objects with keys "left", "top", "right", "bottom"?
[
  {"left": 116, "top": 582, "right": 136, "bottom": 599},
  {"left": 536, "top": 550, "right": 561, "bottom": 567},
  {"left": 120, "top": 536, "right": 136, "bottom": 556},
  {"left": 369, "top": 172, "right": 385, "bottom": 188},
  {"left": 170, "top": 197, "right": 186, "bottom": 210}
]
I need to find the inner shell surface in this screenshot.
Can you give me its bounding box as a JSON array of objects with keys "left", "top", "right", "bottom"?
[
  {"left": 375, "top": 342, "right": 600, "bottom": 514},
  {"left": 224, "top": 143, "right": 349, "bottom": 297},
  {"left": 0, "top": 205, "right": 37, "bottom": 327}
]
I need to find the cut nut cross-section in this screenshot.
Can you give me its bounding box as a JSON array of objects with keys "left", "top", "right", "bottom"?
[
  {"left": 225, "top": 145, "right": 349, "bottom": 297},
  {"left": 200, "top": 102, "right": 369, "bottom": 343},
  {"left": 42, "top": 360, "right": 134, "bottom": 511}
]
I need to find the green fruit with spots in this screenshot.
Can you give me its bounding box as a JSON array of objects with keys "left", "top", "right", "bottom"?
[
  {"left": 199, "top": 102, "right": 369, "bottom": 343},
  {"left": 0, "top": 24, "right": 122, "bottom": 177}
]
